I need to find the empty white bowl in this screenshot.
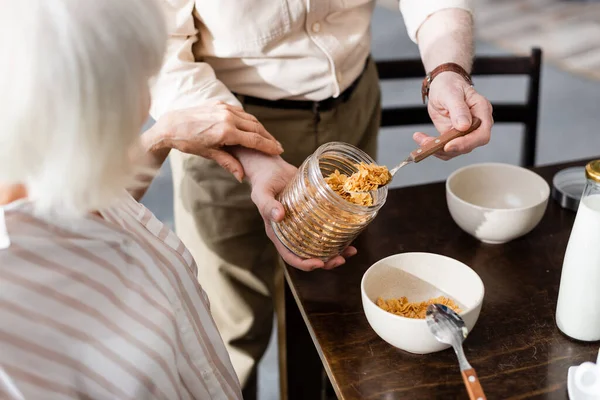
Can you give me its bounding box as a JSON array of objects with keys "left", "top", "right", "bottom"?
[
  {"left": 361, "top": 252, "right": 484, "bottom": 354},
  {"left": 446, "top": 163, "right": 550, "bottom": 244}
]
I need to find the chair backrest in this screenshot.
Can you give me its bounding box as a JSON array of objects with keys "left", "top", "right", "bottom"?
[{"left": 376, "top": 47, "right": 542, "bottom": 167}]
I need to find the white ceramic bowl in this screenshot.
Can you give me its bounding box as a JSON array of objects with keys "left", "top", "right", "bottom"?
[
  {"left": 361, "top": 252, "right": 484, "bottom": 354},
  {"left": 446, "top": 163, "right": 550, "bottom": 244}
]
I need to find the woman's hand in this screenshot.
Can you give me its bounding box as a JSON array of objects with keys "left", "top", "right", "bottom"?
[{"left": 144, "top": 101, "right": 283, "bottom": 182}]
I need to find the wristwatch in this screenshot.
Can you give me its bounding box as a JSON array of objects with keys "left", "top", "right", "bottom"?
[{"left": 421, "top": 62, "right": 473, "bottom": 104}]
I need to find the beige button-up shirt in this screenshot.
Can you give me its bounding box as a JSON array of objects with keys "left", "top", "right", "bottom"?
[{"left": 150, "top": 0, "right": 472, "bottom": 119}]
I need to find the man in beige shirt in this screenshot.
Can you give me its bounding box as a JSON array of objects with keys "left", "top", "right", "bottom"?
[{"left": 150, "top": 1, "right": 493, "bottom": 397}]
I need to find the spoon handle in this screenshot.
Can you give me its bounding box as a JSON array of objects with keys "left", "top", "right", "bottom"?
[
  {"left": 461, "top": 368, "right": 486, "bottom": 400},
  {"left": 410, "top": 117, "right": 482, "bottom": 163}
]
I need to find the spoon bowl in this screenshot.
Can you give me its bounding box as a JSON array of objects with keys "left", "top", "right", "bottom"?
[
  {"left": 348, "top": 117, "right": 482, "bottom": 193},
  {"left": 426, "top": 303, "right": 487, "bottom": 400},
  {"left": 426, "top": 303, "right": 469, "bottom": 346}
]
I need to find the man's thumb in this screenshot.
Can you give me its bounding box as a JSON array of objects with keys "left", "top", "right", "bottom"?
[
  {"left": 252, "top": 188, "right": 285, "bottom": 222},
  {"left": 445, "top": 92, "right": 472, "bottom": 131},
  {"left": 268, "top": 202, "right": 285, "bottom": 222}
]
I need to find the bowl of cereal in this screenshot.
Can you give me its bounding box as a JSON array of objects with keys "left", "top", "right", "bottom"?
[{"left": 361, "top": 252, "right": 484, "bottom": 354}]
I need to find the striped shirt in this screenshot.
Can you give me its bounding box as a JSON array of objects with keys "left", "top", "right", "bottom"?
[{"left": 0, "top": 195, "right": 242, "bottom": 399}]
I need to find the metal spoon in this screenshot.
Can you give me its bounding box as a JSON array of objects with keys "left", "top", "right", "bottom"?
[
  {"left": 348, "top": 117, "right": 481, "bottom": 193},
  {"left": 426, "top": 303, "right": 487, "bottom": 400}
]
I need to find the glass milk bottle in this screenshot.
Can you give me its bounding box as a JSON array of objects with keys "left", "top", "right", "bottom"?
[{"left": 556, "top": 160, "right": 600, "bottom": 341}]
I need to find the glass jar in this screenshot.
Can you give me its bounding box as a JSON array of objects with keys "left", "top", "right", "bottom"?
[
  {"left": 556, "top": 160, "right": 600, "bottom": 341},
  {"left": 272, "top": 142, "right": 388, "bottom": 261}
]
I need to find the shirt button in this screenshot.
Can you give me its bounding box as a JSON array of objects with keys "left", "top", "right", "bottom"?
[{"left": 311, "top": 22, "right": 321, "bottom": 33}]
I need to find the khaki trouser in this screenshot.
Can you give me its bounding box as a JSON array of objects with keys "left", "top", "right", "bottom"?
[{"left": 169, "top": 58, "right": 381, "bottom": 397}]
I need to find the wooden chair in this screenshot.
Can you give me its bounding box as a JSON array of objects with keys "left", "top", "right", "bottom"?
[{"left": 375, "top": 47, "right": 542, "bottom": 167}]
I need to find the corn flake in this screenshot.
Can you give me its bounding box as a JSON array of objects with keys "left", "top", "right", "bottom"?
[
  {"left": 376, "top": 296, "right": 462, "bottom": 319},
  {"left": 324, "top": 163, "right": 391, "bottom": 206}
]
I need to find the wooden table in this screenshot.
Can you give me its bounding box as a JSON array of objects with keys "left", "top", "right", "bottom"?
[{"left": 283, "top": 159, "right": 600, "bottom": 400}]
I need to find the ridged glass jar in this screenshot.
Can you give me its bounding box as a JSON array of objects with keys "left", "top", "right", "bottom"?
[{"left": 272, "top": 142, "right": 388, "bottom": 261}]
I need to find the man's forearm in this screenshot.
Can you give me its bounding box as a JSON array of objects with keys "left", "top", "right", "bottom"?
[{"left": 416, "top": 8, "right": 474, "bottom": 73}]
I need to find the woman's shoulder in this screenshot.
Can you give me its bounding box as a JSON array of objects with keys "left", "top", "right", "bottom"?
[{"left": 102, "top": 194, "right": 198, "bottom": 277}]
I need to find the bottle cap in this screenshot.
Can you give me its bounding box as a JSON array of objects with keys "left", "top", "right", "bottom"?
[
  {"left": 552, "top": 166, "right": 586, "bottom": 211},
  {"left": 585, "top": 160, "right": 600, "bottom": 183}
]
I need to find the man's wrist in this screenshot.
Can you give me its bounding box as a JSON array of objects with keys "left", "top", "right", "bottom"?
[
  {"left": 231, "top": 146, "right": 260, "bottom": 183},
  {"left": 232, "top": 146, "right": 281, "bottom": 184},
  {"left": 421, "top": 62, "right": 473, "bottom": 104}
]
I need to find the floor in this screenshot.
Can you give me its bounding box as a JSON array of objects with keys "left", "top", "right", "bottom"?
[{"left": 140, "top": 4, "right": 600, "bottom": 400}]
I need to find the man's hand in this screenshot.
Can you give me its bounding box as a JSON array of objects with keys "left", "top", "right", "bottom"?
[
  {"left": 413, "top": 72, "right": 493, "bottom": 160},
  {"left": 235, "top": 148, "right": 357, "bottom": 271},
  {"left": 145, "top": 101, "right": 283, "bottom": 182}
]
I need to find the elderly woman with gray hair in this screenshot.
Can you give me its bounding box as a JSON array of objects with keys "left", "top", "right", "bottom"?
[{"left": 0, "top": 0, "right": 286, "bottom": 398}]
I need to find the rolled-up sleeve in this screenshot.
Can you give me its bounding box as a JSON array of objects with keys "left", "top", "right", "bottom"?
[
  {"left": 400, "top": 0, "right": 473, "bottom": 43},
  {"left": 150, "top": 0, "right": 240, "bottom": 120}
]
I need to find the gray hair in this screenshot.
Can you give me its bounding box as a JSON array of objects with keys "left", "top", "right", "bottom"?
[{"left": 0, "top": 0, "right": 167, "bottom": 215}]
